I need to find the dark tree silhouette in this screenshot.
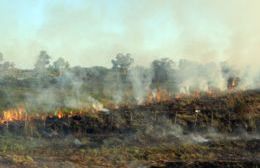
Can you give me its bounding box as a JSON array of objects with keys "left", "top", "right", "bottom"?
[{"left": 152, "top": 58, "right": 174, "bottom": 84}]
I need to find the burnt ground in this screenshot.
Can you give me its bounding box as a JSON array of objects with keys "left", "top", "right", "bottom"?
[
  {"left": 0, "top": 90, "right": 259, "bottom": 167},
  {"left": 0, "top": 136, "right": 258, "bottom": 168}
]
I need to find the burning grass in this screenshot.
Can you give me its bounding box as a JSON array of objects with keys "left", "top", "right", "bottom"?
[
  {"left": 0, "top": 89, "right": 259, "bottom": 137},
  {"left": 0, "top": 90, "right": 258, "bottom": 167}
]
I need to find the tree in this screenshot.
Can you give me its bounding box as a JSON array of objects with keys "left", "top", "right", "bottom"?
[
  {"left": 152, "top": 58, "right": 174, "bottom": 84},
  {"left": 112, "top": 53, "right": 134, "bottom": 72},
  {"left": 52, "top": 57, "right": 69, "bottom": 75},
  {"left": 34, "top": 50, "right": 51, "bottom": 72},
  {"left": 111, "top": 53, "right": 134, "bottom": 81}
]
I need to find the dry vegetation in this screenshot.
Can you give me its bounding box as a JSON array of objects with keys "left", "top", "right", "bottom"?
[{"left": 0, "top": 90, "right": 258, "bottom": 167}]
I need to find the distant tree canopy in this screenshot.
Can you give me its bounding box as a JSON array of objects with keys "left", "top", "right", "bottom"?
[
  {"left": 112, "top": 53, "right": 134, "bottom": 72},
  {"left": 112, "top": 53, "right": 134, "bottom": 81},
  {"left": 52, "top": 57, "right": 70, "bottom": 75},
  {"left": 0, "top": 50, "right": 243, "bottom": 105},
  {"left": 34, "top": 50, "right": 51, "bottom": 72},
  {"left": 152, "top": 58, "right": 174, "bottom": 84}
]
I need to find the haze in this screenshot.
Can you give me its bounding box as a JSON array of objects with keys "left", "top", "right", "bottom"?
[{"left": 0, "top": 0, "right": 259, "bottom": 70}]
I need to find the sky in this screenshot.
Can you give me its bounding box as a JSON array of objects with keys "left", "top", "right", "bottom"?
[{"left": 0, "top": 0, "right": 259, "bottom": 69}]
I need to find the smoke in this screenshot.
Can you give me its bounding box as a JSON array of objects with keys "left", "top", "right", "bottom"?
[
  {"left": 171, "top": 0, "right": 260, "bottom": 90},
  {"left": 0, "top": 0, "right": 259, "bottom": 108},
  {"left": 129, "top": 66, "right": 153, "bottom": 104},
  {"left": 103, "top": 70, "right": 124, "bottom": 104},
  {"left": 175, "top": 60, "right": 227, "bottom": 93},
  {"left": 0, "top": 0, "right": 259, "bottom": 72}
]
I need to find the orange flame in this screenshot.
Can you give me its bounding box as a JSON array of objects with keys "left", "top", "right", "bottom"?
[
  {"left": 146, "top": 91, "right": 154, "bottom": 104},
  {"left": 156, "top": 88, "right": 170, "bottom": 102},
  {"left": 57, "top": 111, "right": 63, "bottom": 119},
  {"left": 1, "top": 106, "right": 27, "bottom": 123},
  {"left": 146, "top": 88, "right": 171, "bottom": 103}
]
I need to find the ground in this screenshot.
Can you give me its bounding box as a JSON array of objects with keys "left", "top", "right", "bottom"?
[{"left": 0, "top": 133, "right": 258, "bottom": 168}]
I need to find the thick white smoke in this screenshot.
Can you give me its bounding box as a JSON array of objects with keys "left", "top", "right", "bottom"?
[{"left": 176, "top": 60, "right": 227, "bottom": 93}]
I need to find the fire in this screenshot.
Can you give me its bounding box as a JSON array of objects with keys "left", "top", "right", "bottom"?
[
  {"left": 175, "top": 93, "right": 186, "bottom": 99},
  {"left": 1, "top": 106, "right": 27, "bottom": 123},
  {"left": 146, "top": 91, "right": 154, "bottom": 104},
  {"left": 57, "top": 111, "right": 63, "bottom": 119},
  {"left": 228, "top": 77, "right": 240, "bottom": 90},
  {"left": 146, "top": 88, "right": 171, "bottom": 104},
  {"left": 156, "top": 88, "right": 170, "bottom": 102},
  {"left": 156, "top": 89, "right": 162, "bottom": 102},
  {"left": 206, "top": 88, "right": 219, "bottom": 97},
  {"left": 0, "top": 105, "right": 112, "bottom": 124},
  {"left": 206, "top": 89, "right": 213, "bottom": 96}
]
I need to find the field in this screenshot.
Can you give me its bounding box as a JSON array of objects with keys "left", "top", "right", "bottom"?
[{"left": 0, "top": 90, "right": 259, "bottom": 167}]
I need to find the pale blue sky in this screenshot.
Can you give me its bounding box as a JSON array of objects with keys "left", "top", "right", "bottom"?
[{"left": 0, "top": 0, "right": 259, "bottom": 69}]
